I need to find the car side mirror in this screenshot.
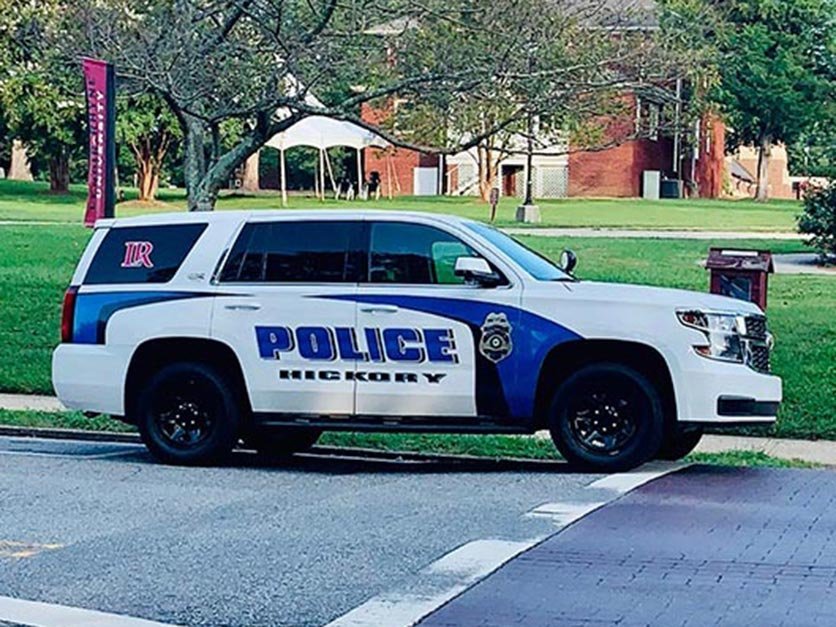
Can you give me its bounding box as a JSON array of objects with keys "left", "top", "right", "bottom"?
[
  {"left": 454, "top": 257, "right": 501, "bottom": 286},
  {"left": 559, "top": 249, "right": 578, "bottom": 274}
]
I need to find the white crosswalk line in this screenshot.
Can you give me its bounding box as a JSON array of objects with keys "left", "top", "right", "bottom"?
[{"left": 0, "top": 596, "right": 178, "bottom": 627}]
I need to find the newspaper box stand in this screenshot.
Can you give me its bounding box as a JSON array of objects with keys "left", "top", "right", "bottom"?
[{"left": 706, "top": 248, "right": 774, "bottom": 310}]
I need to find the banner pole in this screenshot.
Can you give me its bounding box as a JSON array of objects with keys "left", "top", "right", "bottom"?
[{"left": 82, "top": 58, "right": 116, "bottom": 227}]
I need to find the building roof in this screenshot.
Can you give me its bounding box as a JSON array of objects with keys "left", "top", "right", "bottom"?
[{"left": 729, "top": 159, "right": 756, "bottom": 184}]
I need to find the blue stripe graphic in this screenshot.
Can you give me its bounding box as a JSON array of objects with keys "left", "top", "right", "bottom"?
[
  {"left": 320, "top": 294, "right": 582, "bottom": 418},
  {"left": 73, "top": 291, "right": 211, "bottom": 344}
]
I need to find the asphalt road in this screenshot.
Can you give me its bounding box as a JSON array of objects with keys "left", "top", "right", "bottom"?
[{"left": 0, "top": 435, "right": 619, "bottom": 627}]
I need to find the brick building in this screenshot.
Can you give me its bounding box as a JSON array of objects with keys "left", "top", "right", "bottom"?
[{"left": 362, "top": 96, "right": 728, "bottom": 200}]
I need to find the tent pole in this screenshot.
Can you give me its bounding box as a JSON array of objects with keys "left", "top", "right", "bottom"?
[
  {"left": 386, "top": 152, "right": 395, "bottom": 200},
  {"left": 319, "top": 148, "right": 326, "bottom": 201},
  {"left": 314, "top": 151, "right": 319, "bottom": 199},
  {"left": 280, "top": 148, "right": 288, "bottom": 207},
  {"left": 324, "top": 148, "right": 337, "bottom": 195},
  {"left": 356, "top": 148, "right": 363, "bottom": 200}
]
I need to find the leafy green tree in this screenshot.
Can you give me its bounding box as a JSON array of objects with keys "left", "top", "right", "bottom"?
[
  {"left": 0, "top": 0, "right": 86, "bottom": 192},
  {"left": 714, "top": 0, "right": 836, "bottom": 201},
  {"left": 787, "top": 119, "right": 836, "bottom": 179},
  {"left": 798, "top": 183, "right": 836, "bottom": 259},
  {"left": 53, "top": 0, "right": 701, "bottom": 211},
  {"left": 0, "top": 107, "right": 10, "bottom": 175},
  {"left": 389, "top": 0, "right": 712, "bottom": 204},
  {"left": 117, "top": 94, "right": 181, "bottom": 201}
]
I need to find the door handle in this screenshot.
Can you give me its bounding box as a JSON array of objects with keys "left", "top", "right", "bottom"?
[
  {"left": 224, "top": 303, "right": 262, "bottom": 311},
  {"left": 360, "top": 305, "right": 399, "bottom": 314}
]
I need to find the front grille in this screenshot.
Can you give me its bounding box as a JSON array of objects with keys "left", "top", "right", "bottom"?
[
  {"left": 747, "top": 344, "right": 771, "bottom": 374},
  {"left": 743, "top": 315, "right": 771, "bottom": 373},
  {"left": 744, "top": 315, "right": 768, "bottom": 340}
]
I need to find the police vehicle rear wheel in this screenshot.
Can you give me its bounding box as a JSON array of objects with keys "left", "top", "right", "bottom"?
[
  {"left": 548, "top": 363, "right": 664, "bottom": 472},
  {"left": 136, "top": 362, "right": 241, "bottom": 466},
  {"left": 247, "top": 428, "right": 322, "bottom": 458},
  {"left": 656, "top": 426, "right": 703, "bottom": 461}
]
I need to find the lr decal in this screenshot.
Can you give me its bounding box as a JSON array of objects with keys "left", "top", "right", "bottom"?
[
  {"left": 479, "top": 312, "right": 513, "bottom": 363},
  {"left": 121, "top": 241, "right": 154, "bottom": 269}
]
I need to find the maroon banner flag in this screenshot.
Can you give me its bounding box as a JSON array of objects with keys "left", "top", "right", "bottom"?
[{"left": 82, "top": 58, "right": 116, "bottom": 227}]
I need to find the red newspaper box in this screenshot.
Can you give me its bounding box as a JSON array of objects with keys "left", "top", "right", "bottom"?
[{"left": 706, "top": 248, "right": 774, "bottom": 310}]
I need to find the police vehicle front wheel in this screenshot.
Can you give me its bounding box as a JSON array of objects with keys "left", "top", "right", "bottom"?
[
  {"left": 135, "top": 362, "right": 241, "bottom": 466},
  {"left": 548, "top": 363, "right": 664, "bottom": 472}
]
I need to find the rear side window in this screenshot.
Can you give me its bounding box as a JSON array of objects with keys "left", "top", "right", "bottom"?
[
  {"left": 84, "top": 224, "right": 207, "bottom": 285},
  {"left": 219, "top": 221, "right": 364, "bottom": 283}
]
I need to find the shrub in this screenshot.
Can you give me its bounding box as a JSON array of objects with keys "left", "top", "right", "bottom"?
[{"left": 798, "top": 183, "right": 836, "bottom": 262}]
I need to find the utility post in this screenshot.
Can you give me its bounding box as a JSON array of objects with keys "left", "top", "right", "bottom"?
[{"left": 516, "top": 44, "right": 540, "bottom": 223}]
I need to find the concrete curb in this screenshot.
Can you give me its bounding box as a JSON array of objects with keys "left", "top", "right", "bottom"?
[
  {"left": 2, "top": 396, "right": 834, "bottom": 466},
  {"left": 503, "top": 227, "right": 804, "bottom": 240},
  {"left": 0, "top": 425, "right": 139, "bottom": 444},
  {"left": 0, "top": 425, "right": 567, "bottom": 468},
  {"left": 696, "top": 434, "right": 836, "bottom": 467},
  {"left": 0, "top": 393, "right": 65, "bottom": 412}
]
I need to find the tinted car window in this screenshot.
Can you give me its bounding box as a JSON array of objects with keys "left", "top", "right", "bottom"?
[
  {"left": 84, "top": 224, "right": 207, "bottom": 285},
  {"left": 369, "top": 222, "right": 480, "bottom": 285},
  {"left": 220, "top": 221, "right": 364, "bottom": 283}
]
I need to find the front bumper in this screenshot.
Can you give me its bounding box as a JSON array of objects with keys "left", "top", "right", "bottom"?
[{"left": 673, "top": 349, "right": 782, "bottom": 425}]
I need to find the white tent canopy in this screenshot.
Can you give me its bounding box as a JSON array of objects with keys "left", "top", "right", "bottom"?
[
  {"left": 265, "top": 115, "right": 389, "bottom": 204},
  {"left": 266, "top": 115, "right": 388, "bottom": 151}
]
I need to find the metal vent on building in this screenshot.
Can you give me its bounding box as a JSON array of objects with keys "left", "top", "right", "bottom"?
[{"left": 515, "top": 166, "right": 568, "bottom": 199}]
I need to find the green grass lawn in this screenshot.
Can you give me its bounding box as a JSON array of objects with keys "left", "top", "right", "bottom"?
[
  {"left": 0, "top": 179, "right": 803, "bottom": 231},
  {"left": 0, "top": 216, "right": 832, "bottom": 440}
]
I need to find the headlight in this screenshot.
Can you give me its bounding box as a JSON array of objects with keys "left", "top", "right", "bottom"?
[{"left": 677, "top": 310, "right": 746, "bottom": 364}]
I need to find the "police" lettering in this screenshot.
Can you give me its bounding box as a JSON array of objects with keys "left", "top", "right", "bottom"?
[{"left": 256, "top": 326, "right": 458, "bottom": 364}]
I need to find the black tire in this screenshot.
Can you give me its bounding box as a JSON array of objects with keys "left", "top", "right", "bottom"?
[
  {"left": 247, "top": 427, "right": 322, "bottom": 458},
  {"left": 656, "top": 426, "right": 703, "bottom": 461},
  {"left": 135, "top": 361, "right": 241, "bottom": 466},
  {"left": 548, "top": 363, "right": 664, "bottom": 472}
]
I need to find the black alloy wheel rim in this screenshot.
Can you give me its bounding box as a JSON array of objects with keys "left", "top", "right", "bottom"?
[
  {"left": 152, "top": 376, "right": 216, "bottom": 449},
  {"left": 568, "top": 380, "right": 643, "bottom": 455}
]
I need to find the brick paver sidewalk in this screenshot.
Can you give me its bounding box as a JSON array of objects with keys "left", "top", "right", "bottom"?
[{"left": 420, "top": 465, "right": 836, "bottom": 626}]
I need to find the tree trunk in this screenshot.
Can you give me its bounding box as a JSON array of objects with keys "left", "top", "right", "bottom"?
[
  {"left": 191, "top": 182, "right": 219, "bottom": 211},
  {"left": 9, "top": 140, "right": 34, "bottom": 181},
  {"left": 135, "top": 147, "right": 158, "bottom": 202},
  {"left": 755, "top": 134, "right": 771, "bottom": 202},
  {"left": 48, "top": 152, "right": 70, "bottom": 193},
  {"left": 477, "top": 144, "right": 497, "bottom": 203},
  {"left": 183, "top": 117, "right": 209, "bottom": 211},
  {"left": 182, "top": 113, "right": 300, "bottom": 211},
  {"left": 240, "top": 151, "right": 260, "bottom": 192}
]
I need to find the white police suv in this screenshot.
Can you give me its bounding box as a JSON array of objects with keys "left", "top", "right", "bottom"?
[{"left": 52, "top": 211, "right": 781, "bottom": 471}]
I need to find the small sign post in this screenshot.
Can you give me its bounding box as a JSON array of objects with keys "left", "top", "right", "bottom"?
[{"left": 489, "top": 187, "right": 500, "bottom": 222}]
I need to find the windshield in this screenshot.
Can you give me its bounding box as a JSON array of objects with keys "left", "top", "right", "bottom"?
[{"left": 464, "top": 222, "right": 573, "bottom": 281}]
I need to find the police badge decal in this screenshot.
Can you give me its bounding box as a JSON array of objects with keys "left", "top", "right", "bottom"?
[{"left": 479, "top": 312, "right": 513, "bottom": 363}]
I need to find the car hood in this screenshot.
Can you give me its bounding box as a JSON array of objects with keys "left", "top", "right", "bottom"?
[{"left": 554, "top": 280, "right": 763, "bottom": 315}]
